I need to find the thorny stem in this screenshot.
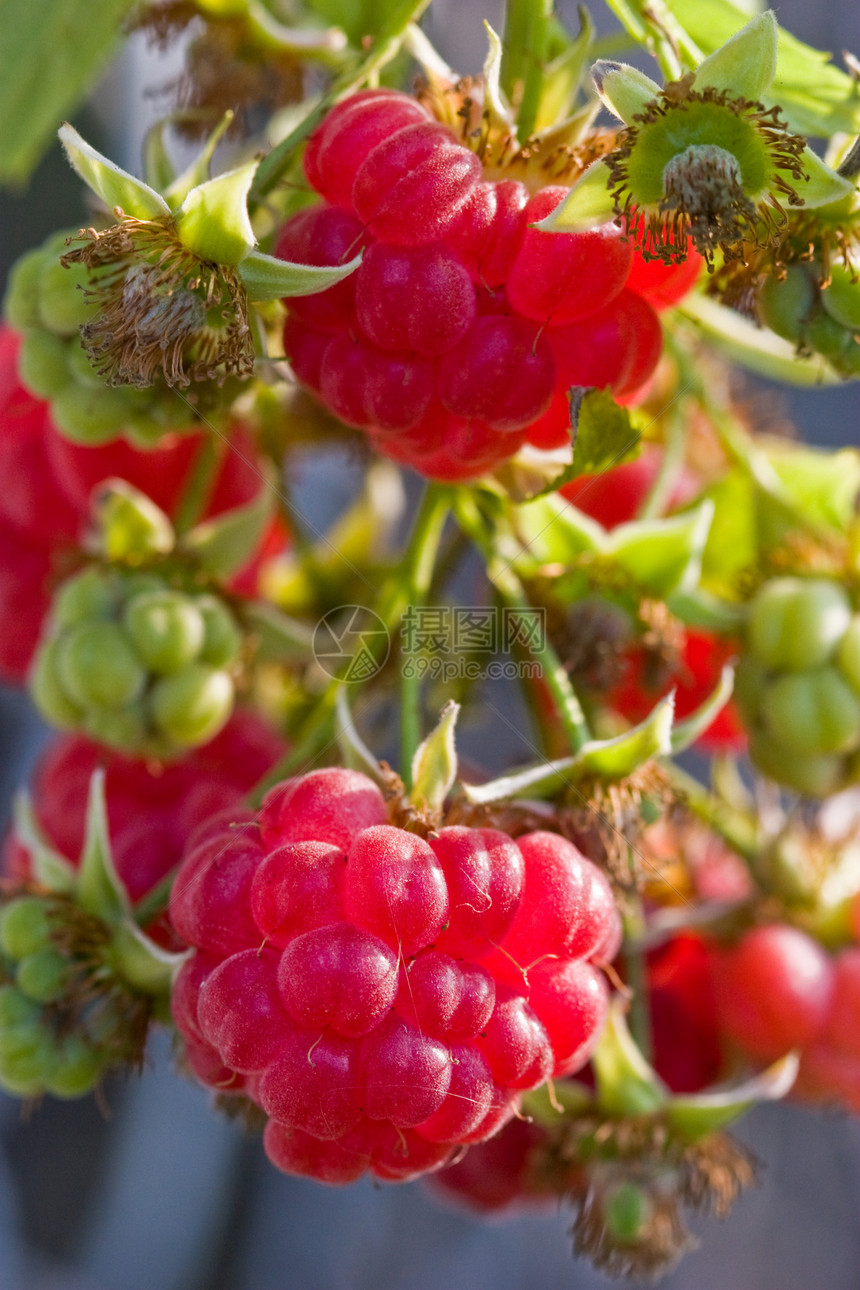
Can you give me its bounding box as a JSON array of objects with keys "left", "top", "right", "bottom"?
[{"left": 511, "top": 0, "right": 554, "bottom": 143}]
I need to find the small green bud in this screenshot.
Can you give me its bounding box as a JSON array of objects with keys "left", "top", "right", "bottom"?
[
  {"left": 45, "top": 1035, "right": 104, "bottom": 1099},
  {"left": 150, "top": 663, "right": 234, "bottom": 746},
  {"left": 747, "top": 578, "right": 852, "bottom": 671},
  {"left": 16, "top": 948, "right": 69, "bottom": 1003},
  {"left": 760, "top": 667, "right": 860, "bottom": 755},
  {"left": 758, "top": 266, "right": 816, "bottom": 342},
  {"left": 18, "top": 329, "right": 72, "bottom": 399},
  {"left": 749, "top": 732, "right": 844, "bottom": 796},
  {"left": 51, "top": 382, "right": 132, "bottom": 445},
  {"left": 95, "top": 481, "right": 175, "bottom": 560},
  {"left": 57, "top": 621, "right": 148, "bottom": 710},
  {"left": 123, "top": 590, "right": 205, "bottom": 674},
  {"left": 0, "top": 898, "right": 54, "bottom": 961},
  {"left": 821, "top": 266, "right": 860, "bottom": 331},
  {"left": 197, "top": 594, "right": 242, "bottom": 667},
  {"left": 604, "top": 1181, "right": 652, "bottom": 1245},
  {"left": 53, "top": 567, "right": 116, "bottom": 629},
  {"left": 31, "top": 638, "right": 86, "bottom": 729},
  {"left": 83, "top": 703, "right": 149, "bottom": 752}
]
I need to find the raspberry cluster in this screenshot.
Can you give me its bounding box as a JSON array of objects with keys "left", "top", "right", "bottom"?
[
  {"left": 0, "top": 325, "right": 280, "bottom": 686},
  {"left": 277, "top": 90, "right": 697, "bottom": 481},
  {"left": 735, "top": 576, "right": 860, "bottom": 795},
  {"left": 32, "top": 565, "right": 242, "bottom": 756},
  {"left": 169, "top": 767, "right": 617, "bottom": 1183}
]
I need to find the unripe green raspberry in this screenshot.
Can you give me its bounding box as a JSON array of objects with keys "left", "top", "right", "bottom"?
[
  {"left": 31, "top": 638, "right": 86, "bottom": 729},
  {"left": 806, "top": 310, "right": 852, "bottom": 361},
  {"left": 83, "top": 704, "right": 149, "bottom": 751},
  {"left": 2, "top": 246, "right": 46, "bottom": 330},
  {"left": 45, "top": 1035, "right": 104, "bottom": 1099},
  {"left": 16, "top": 948, "right": 70, "bottom": 1003},
  {"left": 18, "top": 329, "right": 72, "bottom": 399},
  {"left": 122, "top": 590, "right": 205, "bottom": 674},
  {"left": 747, "top": 578, "right": 852, "bottom": 671},
  {"left": 36, "top": 256, "right": 95, "bottom": 335},
  {"left": 65, "top": 335, "right": 105, "bottom": 388},
  {"left": 749, "top": 733, "right": 844, "bottom": 797},
  {"left": 0, "top": 985, "right": 40, "bottom": 1030},
  {"left": 50, "top": 381, "right": 135, "bottom": 445},
  {"left": 760, "top": 667, "right": 860, "bottom": 755},
  {"left": 758, "top": 266, "right": 815, "bottom": 342},
  {"left": 836, "top": 618, "right": 860, "bottom": 692},
  {"left": 53, "top": 567, "right": 117, "bottom": 629},
  {"left": 0, "top": 1018, "right": 57, "bottom": 1091},
  {"left": 821, "top": 265, "right": 860, "bottom": 331},
  {"left": 57, "top": 621, "right": 147, "bottom": 710},
  {"left": 0, "top": 898, "right": 54, "bottom": 961},
  {"left": 197, "top": 594, "right": 242, "bottom": 667},
  {"left": 150, "top": 663, "right": 234, "bottom": 746}
]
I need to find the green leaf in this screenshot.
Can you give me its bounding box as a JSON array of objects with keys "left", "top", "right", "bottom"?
[
  {"left": 0, "top": 0, "right": 139, "bottom": 184},
  {"left": 109, "top": 920, "right": 188, "bottom": 996},
  {"left": 571, "top": 388, "right": 642, "bottom": 479},
  {"left": 764, "top": 444, "right": 860, "bottom": 534},
  {"left": 592, "top": 60, "right": 662, "bottom": 125},
  {"left": 577, "top": 690, "right": 675, "bottom": 778},
  {"left": 174, "top": 161, "right": 258, "bottom": 265},
  {"left": 607, "top": 499, "right": 715, "bottom": 598},
  {"left": 670, "top": 662, "right": 735, "bottom": 753},
  {"left": 163, "top": 113, "right": 236, "bottom": 210},
  {"left": 183, "top": 473, "right": 274, "bottom": 578},
  {"left": 11, "top": 793, "right": 76, "bottom": 894},
  {"left": 58, "top": 125, "right": 170, "bottom": 220},
  {"left": 533, "top": 159, "right": 616, "bottom": 230},
  {"left": 76, "top": 770, "right": 130, "bottom": 922},
  {"left": 410, "top": 700, "right": 459, "bottom": 816},
  {"left": 667, "top": 0, "right": 860, "bottom": 137},
  {"left": 239, "top": 248, "right": 363, "bottom": 302},
  {"left": 592, "top": 1000, "right": 668, "bottom": 1117},
  {"left": 693, "top": 11, "right": 777, "bottom": 100},
  {"left": 666, "top": 1052, "right": 799, "bottom": 1141}
]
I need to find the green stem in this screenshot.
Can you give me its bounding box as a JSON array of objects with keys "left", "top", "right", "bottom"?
[
  {"left": 396, "top": 484, "right": 451, "bottom": 787},
  {"left": 500, "top": 0, "right": 529, "bottom": 104},
  {"left": 664, "top": 761, "right": 759, "bottom": 865},
  {"left": 622, "top": 878, "right": 653, "bottom": 1063},
  {"left": 638, "top": 404, "right": 687, "bottom": 520},
  {"left": 172, "top": 436, "right": 224, "bottom": 536},
  {"left": 454, "top": 496, "right": 593, "bottom": 754},
  {"left": 515, "top": 0, "right": 553, "bottom": 142},
  {"left": 250, "top": 684, "right": 340, "bottom": 803}
]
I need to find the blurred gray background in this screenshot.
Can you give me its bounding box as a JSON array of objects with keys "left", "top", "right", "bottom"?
[{"left": 1, "top": 2, "right": 860, "bottom": 1287}]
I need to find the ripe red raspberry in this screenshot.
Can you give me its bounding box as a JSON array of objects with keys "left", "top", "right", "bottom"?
[
  {"left": 283, "top": 91, "right": 669, "bottom": 481},
  {"left": 711, "top": 924, "right": 835, "bottom": 1062},
  {"left": 3, "top": 710, "right": 283, "bottom": 908},
  {"left": 647, "top": 933, "right": 723, "bottom": 1093},
  {"left": 0, "top": 326, "right": 284, "bottom": 684},
  {"left": 169, "top": 770, "right": 617, "bottom": 1184}
]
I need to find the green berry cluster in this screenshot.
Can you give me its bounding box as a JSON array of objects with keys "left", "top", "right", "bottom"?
[
  {"left": 2, "top": 232, "right": 196, "bottom": 445},
  {"left": 0, "top": 895, "right": 140, "bottom": 1099},
  {"left": 32, "top": 565, "right": 242, "bottom": 755},
  {"left": 759, "top": 263, "right": 860, "bottom": 378},
  {"left": 735, "top": 577, "right": 860, "bottom": 795}
]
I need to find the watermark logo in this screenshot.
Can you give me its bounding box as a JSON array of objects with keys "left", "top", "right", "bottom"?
[
  {"left": 313, "top": 605, "right": 390, "bottom": 681},
  {"left": 313, "top": 604, "right": 545, "bottom": 683}
]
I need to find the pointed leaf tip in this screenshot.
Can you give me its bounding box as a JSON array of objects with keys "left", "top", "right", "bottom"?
[
  {"left": 410, "top": 700, "right": 460, "bottom": 816},
  {"left": 694, "top": 11, "right": 779, "bottom": 100},
  {"left": 59, "top": 124, "right": 170, "bottom": 221},
  {"left": 592, "top": 61, "right": 661, "bottom": 125}
]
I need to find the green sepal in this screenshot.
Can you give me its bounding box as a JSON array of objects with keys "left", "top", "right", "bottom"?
[
  {"left": 163, "top": 113, "right": 237, "bottom": 210},
  {"left": 109, "top": 919, "right": 188, "bottom": 996},
  {"left": 239, "top": 248, "right": 364, "bottom": 302},
  {"left": 667, "top": 587, "right": 745, "bottom": 632},
  {"left": 58, "top": 124, "right": 170, "bottom": 220},
  {"left": 334, "top": 688, "right": 387, "bottom": 781},
  {"left": 791, "top": 147, "right": 855, "bottom": 209},
  {"left": 534, "top": 7, "right": 595, "bottom": 134},
  {"left": 680, "top": 295, "right": 839, "bottom": 386},
  {"left": 592, "top": 999, "right": 669, "bottom": 1118},
  {"left": 532, "top": 158, "right": 616, "bottom": 231},
  {"left": 592, "top": 60, "right": 662, "bottom": 126},
  {"left": 482, "top": 23, "right": 517, "bottom": 133},
  {"left": 242, "top": 601, "right": 315, "bottom": 661},
  {"left": 670, "top": 662, "right": 735, "bottom": 753},
  {"left": 461, "top": 691, "right": 675, "bottom": 804},
  {"left": 183, "top": 472, "right": 274, "bottom": 578},
  {"left": 93, "top": 480, "right": 176, "bottom": 561},
  {"left": 514, "top": 493, "right": 606, "bottom": 568},
  {"left": 665, "top": 1052, "right": 799, "bottom": 1141},
  {"left": 76, "top": 770, "right": 131, "bottom": 923},
  {"left": 11, "top": 793, "right": 77, "bottom": 895},
  {"left": 174, "top": 161, "right": 258, "bottom": 266},
  {"left": 608, "top": 500, "right": 714, "bottom": 598},
  {"left": 409, "top": 700, "right": 459, "bottom": 817},
  {"left": 693, "top": 11, "right": 777, "bottom": 101}
]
